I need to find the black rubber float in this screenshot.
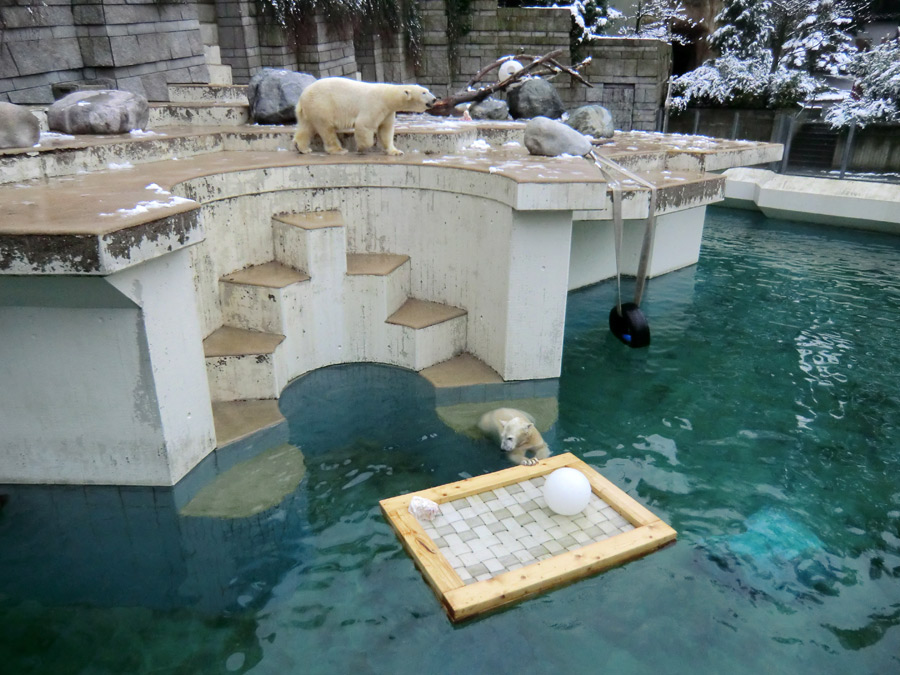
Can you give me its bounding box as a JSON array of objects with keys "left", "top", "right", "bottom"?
[
  {"left": 609, "top": 302, "right": 650, "bottom": 348},
  {"left": 588, "top": 150, "right": 657, "bottom": 351}
]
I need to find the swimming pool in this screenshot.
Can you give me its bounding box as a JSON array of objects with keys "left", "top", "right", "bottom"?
[{"left": 1, "top": 206, "right": 898, "bottom": 673}]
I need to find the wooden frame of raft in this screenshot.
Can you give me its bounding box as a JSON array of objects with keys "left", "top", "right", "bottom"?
[{"left": 380, "top": 452, "right": 677, "bottom": 622}]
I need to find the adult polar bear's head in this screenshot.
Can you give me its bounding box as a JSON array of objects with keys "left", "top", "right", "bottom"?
[
  {"left": 500, "top": 416, "right": 535, "bottom": 452},
  {"left": 400, "top": 85, "right": 438, "bottom": 112}
]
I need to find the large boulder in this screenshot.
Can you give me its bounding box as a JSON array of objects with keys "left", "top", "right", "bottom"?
[
  {"left": 524, "top": 116, "right": 592, "bottom": 157},
  {"left": 248, "top": 68, "right": 316, "bottom": 124},
  {"left": 48, "top": 90, "right": 149, "bottom": 135},
  {"left": 566, "top": 104, "right": 615, "bottom": 139},
  {"left": 506, "top": 78, "right": 565, "bottom": 120},
  {"left": 0, "top": 102, "right": 40, "bottom": 149},
  {"left": 469, "top": 97, "right": 510, "bottom": 121}
]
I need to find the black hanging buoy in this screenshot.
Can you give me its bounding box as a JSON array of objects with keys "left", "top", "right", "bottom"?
[{"left": 609, "top": 302, "right": 650, "bottom": 348}]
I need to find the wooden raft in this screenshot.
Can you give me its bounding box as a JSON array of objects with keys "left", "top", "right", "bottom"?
[{"left": 379, "top": 452, "right": 676, "bottom": 622}]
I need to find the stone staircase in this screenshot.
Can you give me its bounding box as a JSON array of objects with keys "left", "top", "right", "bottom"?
[
  {"left": 787, "top": 122, "right": 839, "bottom": 171},
  {"left": 202, "top": 209, "right": 469, "bottom": 412}
]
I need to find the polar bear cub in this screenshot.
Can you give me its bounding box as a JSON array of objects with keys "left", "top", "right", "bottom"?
[
  {"left": 293, "top": 77, "right": 437, "bottom": 156},
  {"left": 478, "top": 407, "right": 551, "bottom": 467}
]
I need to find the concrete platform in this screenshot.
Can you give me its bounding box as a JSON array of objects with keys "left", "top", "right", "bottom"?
[
  {"left": 722, "top": 167, "right": 900, "bottom": 233},
  {"left": 0, "top": 110, "right": 783, "bottom": 486}
]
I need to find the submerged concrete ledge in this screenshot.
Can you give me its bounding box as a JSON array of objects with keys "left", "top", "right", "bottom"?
[{"left": 722, "top": 168, "right": 900, "bottom": 233}]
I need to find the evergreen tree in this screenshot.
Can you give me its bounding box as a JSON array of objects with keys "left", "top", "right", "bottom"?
[
  {"left": 781, "top": 0, "right": 857, "bottom": 75},
  {"left": 709, "top": 0, "right": 776, "bottom": 59},
  {"left": 826, "top": 34, "right": 900, "bottom": 126}
]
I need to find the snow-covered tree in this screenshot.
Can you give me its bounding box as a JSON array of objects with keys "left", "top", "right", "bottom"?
[
  {"left": 826, "top": 35, "right": 900, "bottom": 127},
  {"left": 561, "top": 0, "right": 623, "bottom": 52},
  {"left": 671, "top": 0, "right": 861, "bottom": 111},
  {"left": 617, "top": 0, "right": 695, "bottom": 44},
  {"left": 708, "top": 0, "right": 776, "bottom": 59},
  {"left": 781, "top": 0, "right": 857, "bottom": 75}
]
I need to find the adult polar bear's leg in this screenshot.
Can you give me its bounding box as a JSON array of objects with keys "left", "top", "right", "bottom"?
[
  {"left": 376, "top": 113, "right": 401, "bottom": 155},
  {"left": 315, "top": 121, "right": 348, "bottom": 155},
  {"left": 292, "top": 114, "right": 314, "bottom": 154},
  {"left": 354, "top": 122, "right": 377, "bottom": 152}
]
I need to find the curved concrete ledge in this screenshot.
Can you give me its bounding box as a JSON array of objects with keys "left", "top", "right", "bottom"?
[{"left": 722, "top": 168, "right": 900, "bottom": 233}]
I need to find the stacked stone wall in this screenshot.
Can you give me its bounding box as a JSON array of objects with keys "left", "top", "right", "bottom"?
[
  {"left": 1, "top": 0, "right": 209, "bottom": 103},
  {"left": 1, "top": 0, "right": 669, "bottom": 127},
  {"left": 563, "top": 38, "right": 671, "bottom": 131},
  {"left": 354, "top": 31, "right": 410, "bottom": 83},
  {"left": 412, "top": 4, "right": 670, "bottom": 130}
]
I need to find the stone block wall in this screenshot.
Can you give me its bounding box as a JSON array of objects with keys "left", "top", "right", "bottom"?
[
  {"left": 412, "top": 3, "right": 670, "bottom": 130},
  {"left": 562, "top": 38, "right": 671, "bottom": 131},
  {"left": 1, "top": 0, "right": 209, "bottom": 103},
  {"left": 354, "top": 31, "right": 410, "bottom": 84},
  {"left": 1, "top": 0, "right": 669, "bottom": 126},
  {"left": 214, "top": 1, "right": 358, "bottom": 80},
  {"left": 292, "top": 16, "right": 357, "bottom": 78}
]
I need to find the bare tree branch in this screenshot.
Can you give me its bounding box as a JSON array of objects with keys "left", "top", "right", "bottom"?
[{"left": 428, "top": 49, "right": 594, "bottom": 116}]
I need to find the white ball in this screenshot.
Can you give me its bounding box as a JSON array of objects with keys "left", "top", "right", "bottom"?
[
  {"left": 543, "top": 467, "right": 592, "bottom": 516},
  {"left": 499, "top": 59, "right": 523, "bottom": 81}
]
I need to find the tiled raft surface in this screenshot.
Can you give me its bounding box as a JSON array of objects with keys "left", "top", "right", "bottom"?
[{"left": 419, "top": 476, "right": 635, "bottom": 585}]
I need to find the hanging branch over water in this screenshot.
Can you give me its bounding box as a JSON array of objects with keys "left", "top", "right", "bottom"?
[{"left": 427, "top": 49, "right": 594, "bottom": 116}]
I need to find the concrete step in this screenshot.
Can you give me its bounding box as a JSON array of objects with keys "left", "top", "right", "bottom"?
[
  {"left": 346, "top": 252, "right": 411, "bottom": 317},
  {"left": 207, "top": 64, "right": 234, "bottom": 86},
  {"left": 384, "top": 298, "right": 468, "bottom": 371},
  {"left": 343, "top": 252, "right": 412, "bottom": 364},
  {"left": 148, "top": 102, "right": 250, "bottom": 127},
  {"left": 168, "top": 84, "right": 248, "bottom": 104},
  {"left": 273, "top": 211, "right": 347, "bottom": 282},
  {"left": 203, "top": 326, "right": 286, "bottom": 401},
  {"left": 220, "top": 261, "right": 310, "bottom": 334},
  {"left": 419, "top": 352, "right": 503, "bottom": 388},
  {"left": 0, "top": 130, "right": 223, "bottom": 185},
  {"left": 386, "top": 297, "right": 466, "bottom": 329},
  {"left": 211, "top": 398, "right": 285, "bottom": 447}
]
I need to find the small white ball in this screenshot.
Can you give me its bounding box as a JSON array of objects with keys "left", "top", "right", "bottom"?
[
  {"left": 499, "top": 59, "right": 523, "bottom": 81},
  {"left": 543, "top": 467, "right": 592, "bottom": 516}
]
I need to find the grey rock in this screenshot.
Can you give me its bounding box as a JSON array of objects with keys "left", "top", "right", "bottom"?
[
  {"left": 47, "top": 90, "right": 149, "bottom": 135},
  {"left": 566, "top": 105, "right": 615, "bottom": 139},
  {"left": 470, "top": 97, "right": 510, "bottom": 121},
  {"left": 248, "top": 68, "right": 316, "bottom": 124},
  {"left": 524, "top": 116, "right": 592, "bottom": 157},
  {"left": 51, "top": 79, "right": 117, "bottom": 101},
  {"left": 506, "top": 78, "right": 565, "bottom": 120},
  {"left": 0, "top": 102, "right": 40, "bottom": 149}
]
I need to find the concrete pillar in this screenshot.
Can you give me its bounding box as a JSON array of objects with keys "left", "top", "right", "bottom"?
[
  {"left": 0, "top": 248, "right": 215, "bottom": 486},
  {"left": 501, "top": 211, "right": 573, "bottom": 381}
]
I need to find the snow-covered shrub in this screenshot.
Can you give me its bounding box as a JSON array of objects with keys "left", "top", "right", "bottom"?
[
  {"left": 826, "top": 37, "right": 900, "bottom": 127},
  {"left": 670, "top": 52, "right": 823, "bottom": 111}
]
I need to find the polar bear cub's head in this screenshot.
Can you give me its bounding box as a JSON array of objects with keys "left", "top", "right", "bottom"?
[
  {"left": 500, "top": 416, "right": 534, "bottom": 452},
  {"left": 401, "top": 85, "right": 437, "bottom": 112}
]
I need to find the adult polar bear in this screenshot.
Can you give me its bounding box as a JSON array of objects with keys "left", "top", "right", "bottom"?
[{"left": 293, "top": 77, "right": 437, "bottom": 156}]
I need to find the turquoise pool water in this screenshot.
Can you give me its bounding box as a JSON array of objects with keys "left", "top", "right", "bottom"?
[{"left": 1, "top": 206, "right": 899, "bottom": 673}]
